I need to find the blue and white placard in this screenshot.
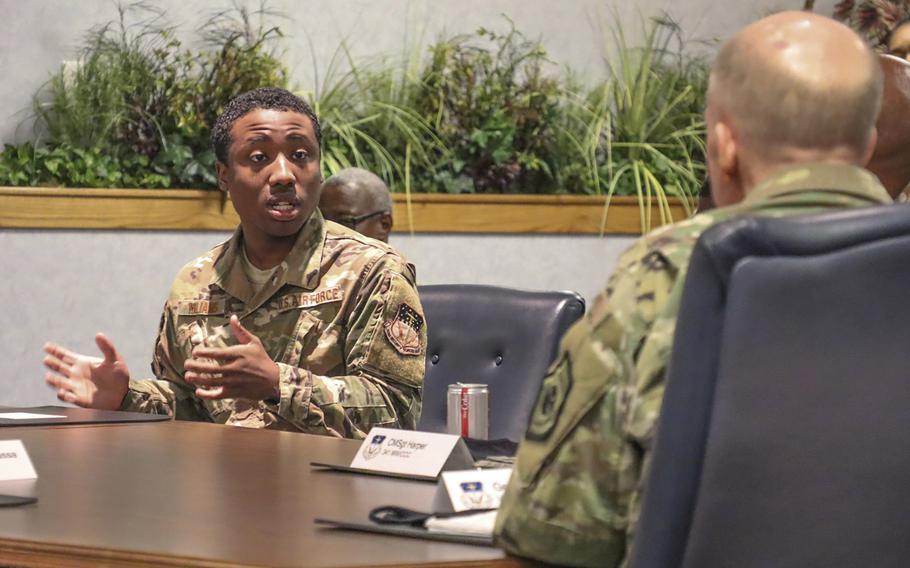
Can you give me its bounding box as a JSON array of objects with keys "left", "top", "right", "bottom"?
[
  {"left": 349, "top": 427, "right": 474, "bottom": 479},
  {"left": 0, "top": 440, "right": 37, "bottom": 481},
  {"left": 432, "top": 468, "right": 513, "bottom": 512}
]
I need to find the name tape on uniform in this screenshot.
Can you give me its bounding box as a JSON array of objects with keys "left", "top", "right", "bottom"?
[
  {"left": 349, "top": 427, "right": 474, "bottom": 479},
  {"left": 0, "top": 441, "right": 37, "bottom": 481},
  {"left": 432, "top": 468, "right": 513, "bottom": 513}
]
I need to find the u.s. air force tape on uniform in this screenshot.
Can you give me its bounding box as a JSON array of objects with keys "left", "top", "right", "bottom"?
[
  {"left": 0, "top": 441, "right": 37, "bottom": 481},
  {"left": 431, "top": 468, "right": 513, "bottom": 513},
  {"left": 346, "top": 427, "right": 474, "bottom": 480}
]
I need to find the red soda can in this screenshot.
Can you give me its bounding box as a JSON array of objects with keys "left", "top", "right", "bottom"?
[{"left": 447, "top": 383, "right": 489, "bottom": 439}]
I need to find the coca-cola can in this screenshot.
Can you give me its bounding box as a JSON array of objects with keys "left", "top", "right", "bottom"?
[{"left": 447, "top": 383, "right": 489, "bottom": 439}]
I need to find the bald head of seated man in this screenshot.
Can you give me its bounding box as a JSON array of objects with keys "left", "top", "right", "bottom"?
[
  {"left": 319, "top": 168, "right": 393, "bottom": 242},
  {"left": 867, "top": 54, "right": 910, "bottom": 199},
  {"left": 706, "top": 11, "right": 881, "bottom": 207}
]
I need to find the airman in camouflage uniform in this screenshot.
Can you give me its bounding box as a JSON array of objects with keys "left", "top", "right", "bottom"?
[
  {"left": 495, "top": 12, "right": 890, "bottom": 567},
  {"left": 44, "top": 87, "right": 425, "bottom": 438},
  {"left": 121, "top": 210, "right": 424, "bottom": 438},
  {"left": 494, "top": 165, "right": 892, "bottom": 567}
]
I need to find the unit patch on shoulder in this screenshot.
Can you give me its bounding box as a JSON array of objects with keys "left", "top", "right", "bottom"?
[
  {"left": 525, "top": 353, "right": 573, "bottom": 442},
  {"left": 384, "top": 303, "right": 424, "bottom": 356}
]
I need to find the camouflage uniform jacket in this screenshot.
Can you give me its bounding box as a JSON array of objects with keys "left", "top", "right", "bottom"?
[
  {"left": 494, "top": 164, "right": 892, "bottom": 567},
  {"left": 120, "top": 211, "right": 426, "bottom": 438}
]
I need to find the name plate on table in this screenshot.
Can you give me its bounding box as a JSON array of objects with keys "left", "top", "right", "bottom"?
[
  {"left": 348, "top": 428, "right": 474, "bottom": 479},
  {"left": 312, "top": 428, "right": 474, "bottom": 481},
  {"left": 0, "top": 441, "right": 37, "bottom": 481},
  {"left": 432, "top": 468, "right": 513, "bottom": 512}
]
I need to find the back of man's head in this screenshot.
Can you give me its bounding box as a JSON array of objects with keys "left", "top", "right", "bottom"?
[
  {"left": 867, "top": 54, "right": 910, "bottom": 198},
  {"left": 707, "top": 12, "right": 883, "bottom": 206},
  {"left": 319, "top": 168, "right": 393, "bottom": 242}
]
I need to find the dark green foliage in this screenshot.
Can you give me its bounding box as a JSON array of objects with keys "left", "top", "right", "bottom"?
[
  {"left": 0, "top": 143, "right": 170, "bottom": 187},
  {"left": 5, "top": 8, "right": 707, "bottom": 206},
  {"left": 414, "top": 21, "right": 561, "bottom": 194},
  {"left": 14, "top": 1, "right": 285, "bottom": 189}
]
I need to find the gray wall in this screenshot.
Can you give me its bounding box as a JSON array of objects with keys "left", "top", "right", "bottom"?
[
  {"left": 0, "top": 229, "right": 633, "bottom": 406},
  {"left": 0, "top": 0, "right": 839, "bottom": 144}
]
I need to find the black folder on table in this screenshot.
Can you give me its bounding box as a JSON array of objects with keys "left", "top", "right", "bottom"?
[
  {"left": 0, "top": 406, "right": 170, "bottom": 427},
  {"left": 314, "top": 517, "right": 495, "bottom": 546}
]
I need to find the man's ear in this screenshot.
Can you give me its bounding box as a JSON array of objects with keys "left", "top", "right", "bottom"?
[
  {"left": 215, "top": 160, "right": 229, "bottom": 193},
  {"left": 861, "top": 127, "right": 878, "bottom": 167},
  {"left": 380, "top": 213, "right": 393, "bottom": 241},
  {"left": 714, "top": 120, "right": 738, "bottom": 178}
]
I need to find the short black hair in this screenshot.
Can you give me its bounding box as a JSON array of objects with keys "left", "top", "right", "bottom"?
[{"left": 211, "top": 87, "right": 322, "bottom": 164}]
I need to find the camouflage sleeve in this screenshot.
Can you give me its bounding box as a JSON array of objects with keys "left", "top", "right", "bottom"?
[
  {"left": 118, "top": 300, "right": 208, "bottom": 420},
  {"left": 269, "top": 258, "right": 425, "bottom": 439},
  {"left": 494, "top": 237, "right": 677, "bottom": 568}
]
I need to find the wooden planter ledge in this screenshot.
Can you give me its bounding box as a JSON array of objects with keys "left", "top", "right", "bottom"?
[{"left": 0, "top": 187, "right": 692, "bottom": 235}]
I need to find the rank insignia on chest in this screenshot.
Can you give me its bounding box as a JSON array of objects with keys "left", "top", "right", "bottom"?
[{"left": 384, "top": 303, "right": 424, "bottom": 356}]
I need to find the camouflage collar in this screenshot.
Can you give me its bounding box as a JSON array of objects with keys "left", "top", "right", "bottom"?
[
  {"left": 279, "top": 208, "right": 327, "bottom": 292},
  {"left": 211, "top": 210, "right": 326, "bottom": 305},
  {"left": 744, "top": 163, "right": 893, "bottom": 206}
]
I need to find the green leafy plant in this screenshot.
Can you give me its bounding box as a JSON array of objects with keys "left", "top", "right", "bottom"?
[
  {"left": 5, "top": 7, "right": 710, "bottom": 235},
  {"left": 302, "top": 39, "right": 444, "bottom": 191},
  {"left": 413, "top": 19, "right": 561, "bottom": 194},
  {"left": 20, "top": 1, "right": 287, "bottom": 189},
  {"left": 593, "top": 15, "right": 708, "bottom": 232},
  {"left": 32, "top": 3, "right": 176, "bottom": 158},
  {"left": 0, "top": 142, "right": 170, "bottom": 187}
]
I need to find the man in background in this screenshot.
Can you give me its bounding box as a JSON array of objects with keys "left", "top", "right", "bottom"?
[
  {"left": 495, "top": 12, "right": 891, "bottom": 567},
  {"left": 868, "top": 54, "right": 910, "bottom": 199},
  {"left": 319, "top": 167, "right": 394, "bottom": 242}
]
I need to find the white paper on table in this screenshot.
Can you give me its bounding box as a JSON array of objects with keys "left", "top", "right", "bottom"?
[
  {"left": 424, "top": 510, "right": 498, "bottom": 537},
  {"left": 0, "top": 413, "right": 66, "bottom": 420}
]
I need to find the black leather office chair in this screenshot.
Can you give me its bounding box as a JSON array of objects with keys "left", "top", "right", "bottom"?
[
  {"left": 417, "top": 285, "right": 585, "bottom": 442},
  {"left": 631, "top": 204, "right": 910, "bottom": 568}
]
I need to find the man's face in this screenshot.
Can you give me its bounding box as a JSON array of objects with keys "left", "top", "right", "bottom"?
[
  {"left": 319, "top": 184, "right": 391, "bottom": 242},
  {"left": 216, "top": 109, "right": 322, "bottom": 244},
  {"left": 889, "top": 23, "right": 910, "bottom": 62}
]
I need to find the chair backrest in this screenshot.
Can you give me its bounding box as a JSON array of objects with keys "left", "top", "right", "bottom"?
[
  {"left": 631, "top": 204, "right": 910, "bottom": 568},
  {"left": 417, "top": 284, "right": 585, "bottom": 441}
]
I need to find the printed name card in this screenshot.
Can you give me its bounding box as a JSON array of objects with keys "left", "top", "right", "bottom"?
[
  {"left": 432, "top": 468, "right": 513, "bottom": 512},
  {"left": 0, "top": 441, "right": 37, "bottom": 481},
  {"left": 349, "top": 427, "right": 474, "bottom": 479}
]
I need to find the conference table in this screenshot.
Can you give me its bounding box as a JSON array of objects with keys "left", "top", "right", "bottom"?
[{"left": 0, "top": 418, "right": 530, "bottom": 567}]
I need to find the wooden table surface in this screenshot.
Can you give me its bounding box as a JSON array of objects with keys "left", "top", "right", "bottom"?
[{"left": 0, "top": 421, "right": 526, "bottom": 568}]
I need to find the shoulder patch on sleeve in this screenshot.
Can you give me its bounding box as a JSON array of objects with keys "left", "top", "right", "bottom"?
[
  {"left": 526, "top": 353, "right": 573, "bottom": 441},
  {"left": 384, "top": 302, "right": 424, "bottom": 356}
]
